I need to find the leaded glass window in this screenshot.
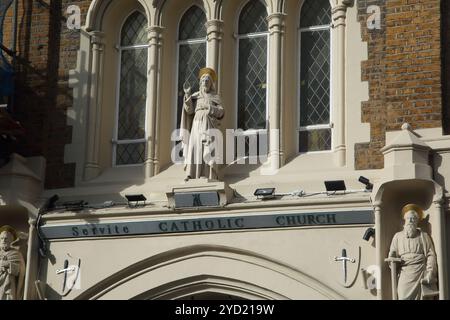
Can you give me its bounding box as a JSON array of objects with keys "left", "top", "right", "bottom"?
[
  {"left": 237, "top": 0, "right": 268, "bottom": 131},
  {"left": 115, "top": 11, "right": 148, "bottom": 166},
  {"left": 177, "top": 6, "right": 207, "bottom": 128},
  {"left": 299, "top": 0, "right": 332, "bottom": 153}
]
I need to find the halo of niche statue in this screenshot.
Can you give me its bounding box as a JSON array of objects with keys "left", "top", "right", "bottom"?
[
  {"left": 386, "top": 204, "right": 438, "bottom": 300},
  {"left": 0, "top": 225, "right": 26, "bottom": 300},
  {"left": 179, "top": 68, "right": 224, "bottom": 181}
]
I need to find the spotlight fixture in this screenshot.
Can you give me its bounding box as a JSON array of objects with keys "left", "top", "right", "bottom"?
[
  {"left": 358, "top": 176, "right": 373, "bottom": 191},
  {"left": 363, "top": 227, "right": 375, "bottom": 241},
  {"left": 254, "top": 188, "right": 276, "bottom": 200},
  {"left": 125, "top": 194, "right": 147, "bottom": 207},
  {"left": 324, "top": 180, "right": 346, "bottom": 193}
]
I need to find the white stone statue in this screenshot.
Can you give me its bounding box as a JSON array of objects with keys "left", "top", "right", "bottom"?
[
  {"left": 0, "top": 226, "right": 25, "bottom": 300},
  {"left": 387, "top": 204, "right": 438, "bottom": 300},
  {"left": 180, "top": 67, "right": 224, "bottom": 181}
]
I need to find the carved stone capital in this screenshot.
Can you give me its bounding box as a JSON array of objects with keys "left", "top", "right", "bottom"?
[
  {"left": 330, "top": 0, "right": 354, "bottom": 8},
  {"left": 330, "top": 0, "right": 354, "bottom": 27},
  {"left": 89, "top": 31, "right": 105, "bottom": 46},
  {"left": 206, "top": 20, "right": 224, "bottom": 41},
  {"left": 147, "top": 26, "right": 164, "bottom": 46},
  {"left": 267, "top": 13, "right": 286, "bottom": 35},
  {"left": 432, "top": 197, "right": 444, "bottom": 207}
]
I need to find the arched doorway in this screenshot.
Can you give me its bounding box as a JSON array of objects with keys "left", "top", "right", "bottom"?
[{"left": 76, "top": 245, "right": 343, "bottom": 300}]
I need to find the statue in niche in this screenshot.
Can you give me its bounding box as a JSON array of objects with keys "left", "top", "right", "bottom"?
[
  {"left": 0, "top": 225, "right": 26, "bottom": 300},
  {"left": 387, "top": 204, "right": 438, "bottom": 300},
  {"left": 179, "top": 68, "right": 224, "bottom": 181}
]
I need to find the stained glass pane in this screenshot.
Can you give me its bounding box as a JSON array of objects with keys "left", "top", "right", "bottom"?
[
  {"left": 300, "top": 30, "right": 330, "bottom": 127},
  {"left": 118, "top": 48, "right": 147, "bottom": 142},
  {"left": 239, "top": 0, "right": 268, "bottom": 34},
  {"left": 238, "top": 36, "right": 267, "bottom": 130},
  {"left": 121, "top": 11, "right": 148, "bottom": 46},
  {"left": 300, "top": 0, "right": 331, "bottom": 28},
  {"left": 116, "top": 143, "right": 146, "bottom": 165},
  {"left": 177, "top": 42, "right": 207, "bottom": 128},
  {"left": 179, "top": 6, "right": 207, "bottom": 40},
  {"left": 299, "top": 129, "right": 331, "bottom": 152}
]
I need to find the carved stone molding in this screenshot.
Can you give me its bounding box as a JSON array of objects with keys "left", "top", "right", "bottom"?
[
  {"left": 89, "top": 31, "right": 105, "bottom": 46},
  {"left": 330, "top": 0, "right": 354, "bottom": 28},
  {"left": 267, "top": 13, "right": 286, "bottom": 35},
  {"left": 147, "top": 26, "right": 164, "bottom": 47},
  {"left": 206, "top": 20, "right": 224, "bottom": 42}
]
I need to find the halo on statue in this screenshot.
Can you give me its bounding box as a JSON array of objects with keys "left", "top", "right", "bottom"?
[
  {"left": 401, "top": 204, "right": 424, "bottom": 220},
  {"left": 0, "top": 225, "right": 18, "bottom": 241},
  {"left": 198, "top": 67, "right": 217, "bottom": 82}
]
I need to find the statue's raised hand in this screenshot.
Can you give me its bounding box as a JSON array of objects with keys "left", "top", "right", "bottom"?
[{"left": 183, "top": 81, "right": 191, "bottom": 98}]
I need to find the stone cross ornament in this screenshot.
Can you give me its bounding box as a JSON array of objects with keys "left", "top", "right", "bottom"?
[{"left": 334, "top": 248, "right": 356, "bottom": 284}]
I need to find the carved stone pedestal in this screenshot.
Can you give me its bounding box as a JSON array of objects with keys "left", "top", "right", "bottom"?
[{"left": 166, "top": 178, "right": 234, "bottom": 209}]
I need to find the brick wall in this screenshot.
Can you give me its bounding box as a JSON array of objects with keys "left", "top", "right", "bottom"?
[
  {"left": 356, "top": 0, "right": 443, "bottom": 170},
  {"left": 2, "top": 0, "right": 90, "bottom": 188}
]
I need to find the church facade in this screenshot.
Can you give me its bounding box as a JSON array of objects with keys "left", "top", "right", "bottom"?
[{"left": 0, "top": 0, "right": 450, "bottom": 300}]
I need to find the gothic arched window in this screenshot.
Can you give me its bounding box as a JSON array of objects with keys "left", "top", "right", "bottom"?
[
  {"left": 237, "top": 0, "right": 268, "bottom": 131},
  {"left": 176, "top": 6, "right": 207, "bottom": 127},
  {"left": 298, "top": 0, "right": 332, "bottom": 152},
  {"left": 114, "top": 11, "right": 148, "bottom": 165}
]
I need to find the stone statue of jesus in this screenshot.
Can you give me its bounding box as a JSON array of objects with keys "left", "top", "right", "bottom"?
[{"left": 179, "top": 68, "right": 224, "bottom": 181}]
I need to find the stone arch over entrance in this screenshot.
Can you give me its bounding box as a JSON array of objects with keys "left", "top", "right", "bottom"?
[{"left": 75, "top": 245, "right": 344, "bottom": 300}]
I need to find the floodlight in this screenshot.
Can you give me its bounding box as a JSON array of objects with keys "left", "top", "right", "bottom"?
[
  {"left": 254, "top": 188, "right": 275, "bottom": 199},
  {"left": 324, "top": 180, "right": 346, "bottom": 192},
  {"left": 125, "top": 194, "right": 147, "bottom": 207}
]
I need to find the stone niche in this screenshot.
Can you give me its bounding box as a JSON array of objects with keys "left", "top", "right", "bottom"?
[{"left": 372, "top": 124, "right": 446, "bottom": 300}]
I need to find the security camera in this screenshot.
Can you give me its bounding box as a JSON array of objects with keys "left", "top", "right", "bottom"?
[
  {"left": 358, "top": 176, "right": 374, "bottom": 191},
  {"left": 363, "top": 227, "right": 375, "bottom": 241}
]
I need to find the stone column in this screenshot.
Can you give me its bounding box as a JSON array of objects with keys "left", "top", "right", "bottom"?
[
  {"left": 84, "top": 31, "right": 105, "bottom": 181},
  {"left": 432, "top": 198, "right": 448, "bottom": 299},
  {"left": 144, "top": 26, "right": 164, "bottom": 178},
  {"left": 373, "top": 203, "right": 384, "bottom": 300},
  {"left": 266, "top": 13, "right": 285, "bottom": 174},
  {"left": 24, "top": 218, "right": 38, "bottom": 300},
  {"left": 206, "top": 20, "right": 223, "bottom": 91},
  {"left": 330, "top": 0, "right": 353, "bottom": 167}
]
